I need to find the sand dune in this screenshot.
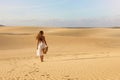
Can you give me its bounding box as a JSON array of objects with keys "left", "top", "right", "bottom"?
[{"left": 0, "top": 26, "right": 120, "bottom": 80}]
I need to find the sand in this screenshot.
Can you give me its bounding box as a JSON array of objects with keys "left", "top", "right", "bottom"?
[{"left": 0, "top": 26, "right": 120, "bottom": 80}]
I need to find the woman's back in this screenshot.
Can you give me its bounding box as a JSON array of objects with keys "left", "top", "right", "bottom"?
[{"left": 39, "top": 35, "right": 45, "bottom": 42}]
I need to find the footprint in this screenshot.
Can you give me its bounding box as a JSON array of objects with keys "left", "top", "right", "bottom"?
[
  {"left": 62, "top": 75, "right": 78, "bottom": 80},
  {"left": 64, "top": 75, "right": 70, "bottom": 77},
  {"left": 41, "top": 74, "right": 45, "bottom": 76},
  {"left": 33, "top": 68, "right": 39, "bottom": 73},
  {"left": 24, "top": 74, "right": 28, "bottom": 77},
  {"left": 40, "top": 74, "right": 53, "bottom": 80},
  {"left": 46, "top": 74, "right": 50, "bottom": 78}
]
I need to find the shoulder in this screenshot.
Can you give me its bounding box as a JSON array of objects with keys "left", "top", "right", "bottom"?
[{"left": 41, "top": 36, "right": 45, "bottom": 39}]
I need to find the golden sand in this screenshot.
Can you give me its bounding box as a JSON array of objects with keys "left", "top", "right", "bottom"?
[{"left": 0, "top": 26, "right": 120, "bottom": 80}]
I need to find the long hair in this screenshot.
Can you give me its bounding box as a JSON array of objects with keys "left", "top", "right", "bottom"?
[{"left": 36, "top": 31, "right": 44, "bottom": 40}]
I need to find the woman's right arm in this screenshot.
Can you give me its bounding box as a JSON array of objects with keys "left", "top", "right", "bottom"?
[{"left": 37, "top": 40, "right": 39, "bottom": 49}]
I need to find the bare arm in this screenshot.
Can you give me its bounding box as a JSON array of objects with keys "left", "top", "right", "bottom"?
[
  {"left": 37, "top": 40, "right": 39, "bottom": 49},
  {"left": 43, "top": 36, "right": 48, "bottom": 46}
]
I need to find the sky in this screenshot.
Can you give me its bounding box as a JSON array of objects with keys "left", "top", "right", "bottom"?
[{"left": 0, "top": 0, "right": 120, "bottom": 27}]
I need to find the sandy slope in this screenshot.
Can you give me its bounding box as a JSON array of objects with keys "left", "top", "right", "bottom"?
[{"left": 0, "top": 26, "right": 120, "bottom": 80}]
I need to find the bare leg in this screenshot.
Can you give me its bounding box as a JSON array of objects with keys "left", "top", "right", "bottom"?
[{"left": 40, "top": 55, "right": 44, "bottom": 62}]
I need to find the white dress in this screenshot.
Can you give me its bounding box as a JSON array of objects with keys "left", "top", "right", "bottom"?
[{"left": 36, "top": 42, "right": 47, "bottom": 56}]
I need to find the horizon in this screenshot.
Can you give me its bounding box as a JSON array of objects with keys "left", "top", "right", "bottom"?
[
  {"left": 0, "top": 0, "right": 120, "bottom": 27},
  {"left": 0, "top": 25, "right": 120, "bottom": 28}
]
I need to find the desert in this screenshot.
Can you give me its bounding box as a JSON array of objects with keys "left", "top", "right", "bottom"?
[{"left": 0, "top": 26, "right": 120, "bottom": 80}]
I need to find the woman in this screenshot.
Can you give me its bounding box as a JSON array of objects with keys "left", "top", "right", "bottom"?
[{"left": 36, "top": 31, "right": 48, "bottom": 62}]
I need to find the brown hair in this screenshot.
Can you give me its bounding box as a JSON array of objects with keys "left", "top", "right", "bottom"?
[{"left": 36, "top": 31, "right": 44, "bottom": 40}]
